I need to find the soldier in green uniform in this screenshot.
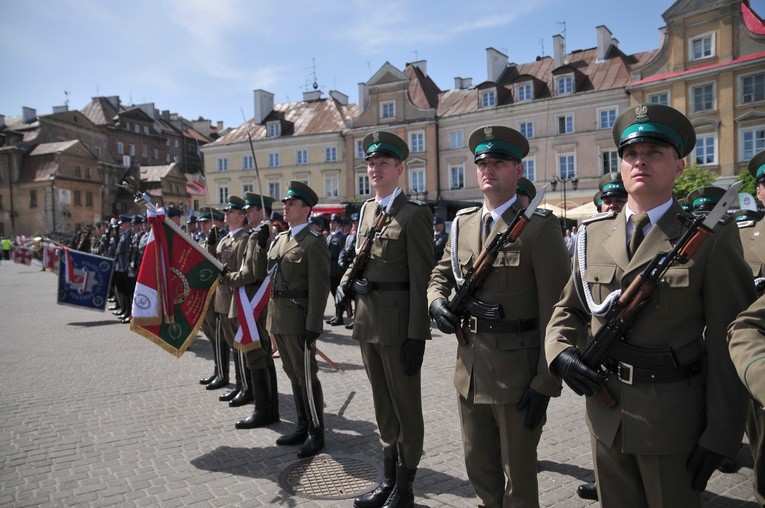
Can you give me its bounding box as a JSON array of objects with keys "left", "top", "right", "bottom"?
[
  {"left": 223, "top": 192, "right": 280, "bottom": 430},
  {"left": 215, "top": 197, "right": 253, "bottom": 407},
  {"left": 730, "top": 149, "right": 765, "bottom": 503},
  {"left": 545, "top": 103, "right": 755, "bottom": 507},
  {"left": 338, "top": 131, "right": 433, "bottom": 508},
  {"left": 598, "top": 172, "right": 628, "bottom": 213},
  {"left": 267, "top": 181, "right": 330, "bottom": 458},
  {"left": 428, "top": 126, "right": 570, "bottom": 507}
]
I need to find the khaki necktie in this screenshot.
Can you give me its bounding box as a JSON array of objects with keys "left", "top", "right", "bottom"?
[
  {"left": 481, "top": 213, "right": 493, "bottom": 248},
  {"left": 628, "top": 213, "right": 650, "bottom": 258}
]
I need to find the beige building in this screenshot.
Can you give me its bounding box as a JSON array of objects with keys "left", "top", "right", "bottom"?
[{"left": 201, "top": 89, "right": 357, "bottom": 217}]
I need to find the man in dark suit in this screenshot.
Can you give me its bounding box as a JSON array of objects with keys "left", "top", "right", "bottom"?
[{"left": 545, "top": 104, "right": 755, "bottom": 507}]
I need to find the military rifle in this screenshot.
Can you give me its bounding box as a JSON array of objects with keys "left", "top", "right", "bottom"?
[
  {"left": 581, "top": 182, "right": 741, "bottom": 408},
  {"left": 448, "top": 186, "right": 547, "bottom": 347},
  {"left": 337, "top": 206, "right": 389, "bottom": 318}
]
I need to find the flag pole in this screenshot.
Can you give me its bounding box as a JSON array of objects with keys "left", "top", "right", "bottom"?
[{"left": 240, "top": 108, "right": 272, "bottom": 225}]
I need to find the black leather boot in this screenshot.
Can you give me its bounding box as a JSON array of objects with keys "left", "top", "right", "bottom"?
[
  {"left": 199, "top": 338, "right": 219, "bottom": 385},
  {"left": 268, "top": 363, "right": 280, "bottom": 422},
  {"left": 297, "top": 382, "right": 324, "bottom": 458},
  {"left": 219, "top": 350, "right": 242, "bottom": 402},
  {"left": 576, "top": 482, "right": 598, "bottom": 501},
  {"left": 206, "top": 339, "right": 230, "bottom": 390},
  {"left": 382, "top": 465, "right": 416, "bottom": 508},
  {"left": 354, "top": 454, "right": 397, "bottom": 508},
  {"left": 229, "top": 356, "right": 254, "bottom": 407},
  {"left": 276, "top": 384, "right": 309, "bottom": 446},
  {"left": 235, "top": 367, "right": 279, "bottom": 429}
]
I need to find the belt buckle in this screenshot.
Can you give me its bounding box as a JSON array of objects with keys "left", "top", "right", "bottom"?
[
  {"left": 617, "top": 362, "right": 634, "bottom": 385},
  {"left": 468, "top": 316, "right": 478, "bottom": 333}
]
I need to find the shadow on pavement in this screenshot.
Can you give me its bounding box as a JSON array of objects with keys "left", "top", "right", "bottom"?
[{"left": 68, "top": 320, "right": 123, "bottom": 328}]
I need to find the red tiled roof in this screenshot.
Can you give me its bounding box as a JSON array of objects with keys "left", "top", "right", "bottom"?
[
  {"left": 743, "top": 0, "right": 765, "bottom": 36},
  {"left": 629, "top": 52, "right": 765, "bottom": 86}
]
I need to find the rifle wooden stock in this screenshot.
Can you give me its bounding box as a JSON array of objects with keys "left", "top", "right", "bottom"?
[
  {"left": 579, "top": 214, "right": 713, "bottom": 408},
  {"left": 447, "top": 213, "right": 531, "bottom": 346},
  {"left": 338, "top": 210, "right": 388, "bottom": 313}
]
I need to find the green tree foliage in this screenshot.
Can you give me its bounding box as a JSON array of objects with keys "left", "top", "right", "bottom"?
[
  {"left": 672, "top": 163, "right": 717, "bottom": 199},
  {"left": 736, "top": 168, "right": 757, "bottom": 196}
]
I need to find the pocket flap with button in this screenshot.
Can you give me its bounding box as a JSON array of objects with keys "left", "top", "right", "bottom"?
[
  {"left": 583, "top": 265, "right": 616, "bottom": 284},
  {"left": 661, "top": 267, "right": 689, "bottom": 287},
  {"left": 380, "top": 227, "right": 401, "bottom": 240}
]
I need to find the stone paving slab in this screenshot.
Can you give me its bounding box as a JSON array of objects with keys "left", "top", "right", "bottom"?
[{"left": 0, "top": 261, "right": 757, "bottom": 507}]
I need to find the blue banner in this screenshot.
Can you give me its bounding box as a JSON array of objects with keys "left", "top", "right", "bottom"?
[{"left": 57, "top": 249, "right": 114, "bottom": 312}]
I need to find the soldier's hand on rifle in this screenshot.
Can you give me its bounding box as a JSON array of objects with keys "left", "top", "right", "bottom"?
[
  {"left": 400, "top": 338, "right": 426, "bottom": 376},
  {"left": 429, "top": 298, "right": 458, "bottom": 334},
  {"left": 551, "top": 348, "right": 601, "bottom": 397},
  {"left": 517, "top": 387, "right": 550, "bottom": 430},
  {"left": 257, "top": 224, "right": 269, "bottom": 248},
  {"left": 302, "top": 330, "right": 320, "bottom": 349},
  {"left": 686, "top": 445, "right": 725, "bottom": 491}
]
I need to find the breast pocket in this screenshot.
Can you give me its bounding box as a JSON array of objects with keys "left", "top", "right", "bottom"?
[
  {"left": 379, "top": 226, "right": 402, "bottom": 259},
  {"left": 583, "top": 264, "right": 617, "bottom": 303},
  {"left": 487, "top": 249, "right": 521, "bottom": 291},
  {"left": 655, "top": 267, "right": 690, "bottom": 319}
]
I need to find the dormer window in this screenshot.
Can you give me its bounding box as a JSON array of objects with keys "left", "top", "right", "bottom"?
[
  {"left": 480, "top": 90, "right": 496, "bottom": 108},
  {"left": 516, "top": 83, "right": 533, "bottom": 102},
  {"left": 689, "top": 32, "right": 715, "bottom": 61},
  {"left": 267, "top": 121, "right": 281, "bottom": 138},
  {"left": 556, "top": 75, "right": 574, "bottom": 95}
]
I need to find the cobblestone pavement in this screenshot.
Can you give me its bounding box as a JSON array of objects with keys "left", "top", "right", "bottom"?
[{"left": 0, "top": 261, "right": 758, "bottom": 507}]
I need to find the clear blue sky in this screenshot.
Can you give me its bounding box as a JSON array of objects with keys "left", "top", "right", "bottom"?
[{"left": 2, "top": 0, "right": 763, "bottom": 129}]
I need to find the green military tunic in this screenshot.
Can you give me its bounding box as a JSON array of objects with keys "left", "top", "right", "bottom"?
[
  {"left": 341, "top": 191, "right": 434, "bottom": 469},
  {"left": 546, "top": 203, "right": 755, "bottom": 506},
  {"left": 215, "top": 228, "right": 250, "bottom": 348},
  {"left": 428, "top": 201, "right": 570, "bottom": 507},
  {"left": 266, "top": 227, "right": 330, "bottom": 386}
]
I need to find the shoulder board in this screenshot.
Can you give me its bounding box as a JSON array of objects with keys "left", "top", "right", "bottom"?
[
  {"left": 456, "top": 206, "right": 480, "bottom": 216},
  {"left": 581, "top": 211, "right": 617, "bottom": 225},
  {"left": 310, "top": 230, "right": 322, "bottom": 237},
  {"left": 737, "top": 220, "right": 756, "bottom": 229},
  {"left": 406, "top": 199, "right": 427, "bottom": 206},
  {"left": 364, "top": 197, "right": 375, "bottom": 204},
  {"left": 533, "top": 208, "right": 552, "bottom": 218}
]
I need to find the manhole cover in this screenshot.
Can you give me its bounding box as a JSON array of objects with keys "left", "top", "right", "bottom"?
[{"left": 279, "top": 454, "right": 381, "bottom": 500}]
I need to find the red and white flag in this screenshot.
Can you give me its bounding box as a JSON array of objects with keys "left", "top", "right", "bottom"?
[
  {"left": 234, "top": 275, "right": 272, "bottom": 352},
  {"left": 43, "top": 242, "right": 60, "bottom": 273},
  {"left": 12, "top": 246, "right": 32, "bottom": 265}
]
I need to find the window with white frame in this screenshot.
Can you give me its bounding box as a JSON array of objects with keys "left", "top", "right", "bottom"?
[
  {"left": 741, "top": 72, "right": 765, "bottom": 104},
  {"left": 142, "top": 145, "right": 148, "bottom": 159},
  {"left": 129, "top": 144, "right": 135, "bottom": 156},
  {"left": 268, "top": 152, "right": 280, "bottom": 167},
  {"left": 523, "top": 157, "right": 536, "bottom": 182},
  {"left": 218, "top": 185, "right": 229, "bottom": 204},
  {"left": 117, "top": 142, "right": 124, "bottom": 155},
  {"left": 267, "top": 121, "right": 281, "bottom": 138},
  {"left": 324, "top": 173, "right": 339, "bottom": 198},
  {"left": 556, "top": 75, "right": 574, "bottom": 95},
  {"left": 480, "top": 90, "right": 496, "bottom": 108},
  {"left": 689, "top": 32, "right": 714, "bottom": 61},
  {"left": 125, "top": 122, "right": 131, "bottom": 132},
  {"left": 243, "top": 154, "right": 254, "bottom": 170},
  {"left": 695, "top": 134, "right": 717, "bottom": 166},
  {"left": 143, "top": 126, "right": 149, "bottom": 135},
  {"left": 134, "top": 124, "right": 140, "bottom": 133},
  {"left": 516, "top": 83, "right": 533, "bottom": 102},
  {"left": 558, "top": 114, "right": 574, "bottom": 134},
  {"left": 267, "top": 180, "right": 280, "bottom": 200},
  {"left": 153, "top": 148, "right": 159, "bottom": 160},
  {"left": 519, "top": 120, "right": 534, "bottom": 139},
  {"left": 409, "top": 168, "right": 425, "bottom": 193},
  {"left": 217, "top": 157, "right": 228, "bottom": 171},
  {"left": 296, "top": 149, "right": 308, "bottom": 165},
  {"left": 242, "top": 183, "right": 254, "bottom": 194},
  {"left": 356, "top": 139, "right": 365, "bottom": 159},
  {"left": 741, "top": 126, "right": 765, "bottom": 161},
  {"left": 601, "top": 150, "right": 619, "bottom": 174},
  {"left": 691, "top": 82, "right": 716, "bottom": 113},
  {"left": 449, "top": 164, "right": 464, "bottom": 189},
  {"left": 381, "top": 101, "right": 395, "bottom": 119},
  {"left": 356, "top": 173, "right": 371, "bottom": 196},
  {"left": 449, "top": 130, "right": 463, "bottom": 149},
  {"left": 647, "top": 91, "right": 670, "bottom": 105},
  {"left": 558, "top": 153, "right": 576, "bottom": 180},
  {"left": 598, "top": 107, "right": 618, "bottom": 129},
  {"left": 410, "top": 132, "right": 425, "bottom": 153},
  {"left": 324, "top": 146, "right": 337, "bottom": 162}
]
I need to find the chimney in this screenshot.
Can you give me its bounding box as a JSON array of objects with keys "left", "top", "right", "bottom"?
[
  {"left": 553, "top": 34, "right": 565, "bottom": 67},
  {"left": 409, "top": 60, "right": 427, "bottom": 75},
  {"left": 22, "top": 107, "right": 37, "bottom": 124},
  {"left": 358, "top": 82, "right": 369, "bottom": 114},
  {"left": 596, "top": 25, "right": 613, "bottom": 62},
  {"left": 454, "top": 77, "right": 473, "bottom": 90},
  {"left": 329, "top": 90, "right": 348, "bottom": 105},
  {"left": 217, "top": 121, "right": 224, "bottom": 130},
  {"left": 303, "top": 89, "right": 322, "bottom": 101},
  {"left": 161, "top": 110, "right": 170, "bottom": 120},
  {"left": 253, "top": 89, "right": 274, "bottom": 124},
  {"left": 486, "top": 47, "right": 508, "bottom": 83},
  {"left": 0, "top": 114, "right": 5, "bottom": 129},
  {"left": 52, "top": 105, "right": 68, "bottom": 114},
  {"left": 137, "top": 103, "right": 157, "bottom": 118}
]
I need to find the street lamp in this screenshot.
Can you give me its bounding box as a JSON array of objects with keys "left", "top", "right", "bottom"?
[{"left": 550, "top": 175, "right": 579, "bottom": 223}]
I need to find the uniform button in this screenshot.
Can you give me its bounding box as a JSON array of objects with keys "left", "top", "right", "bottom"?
[{"left": 594, "top": 276, "right": 599, "bottom": 282}]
